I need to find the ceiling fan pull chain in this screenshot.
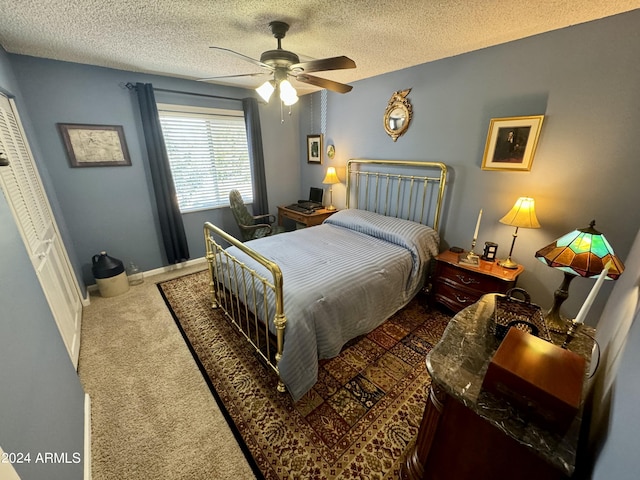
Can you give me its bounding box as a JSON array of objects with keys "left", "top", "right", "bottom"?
[{"left": 321, "top": 90, "right": 327, "bottom": 135}]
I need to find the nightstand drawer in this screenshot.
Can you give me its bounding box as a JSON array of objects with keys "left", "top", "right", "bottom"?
[
  {"left": 431, "top": 250, "right": 523, "bottom": 313},
  {"left": 433, "top": 281, "right": 481, "bottom": 312},
  {"left": 437, "top": 262, "right": 514, "bottom": 296}
]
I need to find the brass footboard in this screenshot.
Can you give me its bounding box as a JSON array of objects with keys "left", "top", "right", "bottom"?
[{"left": 203, "top": 222, "right": 287, "bottom": 393}]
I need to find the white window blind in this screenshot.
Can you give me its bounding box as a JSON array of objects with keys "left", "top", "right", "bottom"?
[{"left": 158, "top": 104, "right": 253, "bottom": 213}]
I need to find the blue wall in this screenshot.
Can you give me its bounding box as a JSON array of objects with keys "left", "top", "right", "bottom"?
[
  {"left": 8, "top": 57, "right": 301, "bottom": 285},
  {"left": 301, "top": 11, "right": 640, "bottom": 328},
  {"left": 0, "top": 49, "right": 85, "bottom": 480},
  {"left": 592, "top": 310, "right": 640, "bottom": 479}
]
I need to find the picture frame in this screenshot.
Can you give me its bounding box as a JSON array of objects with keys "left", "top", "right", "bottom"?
[
  {"left": 307, "top": 134, "right": 322, "bottom": 164},
  {"left": 58, "top": 123, "right": 132, "bottom": 167},
  {"left": 481, "top": 115, "right": 544, "bottom": 171}
]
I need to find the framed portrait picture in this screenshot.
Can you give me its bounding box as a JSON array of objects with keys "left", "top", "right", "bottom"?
[
  {"left": 58, "top": 123, "right": 132, "bottom": 167},
  {"left": 307, "top": 134, "right": 322, "bottom": 164},
  {"left": 481, "top": 115, "right": 544, "bottom": 171}
]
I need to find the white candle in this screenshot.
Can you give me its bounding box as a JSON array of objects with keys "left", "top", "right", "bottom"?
[
  {"left": 574, "top": 260, "right": 613, "bottom": 324},
  {"left": 473, "top": 209, "right": 483, "bottom": 240}
]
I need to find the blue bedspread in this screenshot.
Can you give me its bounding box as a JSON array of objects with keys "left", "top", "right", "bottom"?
[{"left": 224, "top": 209, "right": 439, "bottom": 401}]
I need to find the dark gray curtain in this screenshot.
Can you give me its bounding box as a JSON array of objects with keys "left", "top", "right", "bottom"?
[
  {"left": 242, "top": 97, "right": 269, "bottom": 214},
  {"left": 135, "top": 83, "right": 190, "bottom": 264}
]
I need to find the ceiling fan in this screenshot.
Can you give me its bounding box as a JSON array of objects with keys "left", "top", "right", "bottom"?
[{"left": 199, "top": 21, "right": 356, "bottom": 105}]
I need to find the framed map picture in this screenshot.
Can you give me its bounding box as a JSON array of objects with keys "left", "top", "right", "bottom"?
[{"left": 58, "top": 123, "right": 131, "bottom": 167}]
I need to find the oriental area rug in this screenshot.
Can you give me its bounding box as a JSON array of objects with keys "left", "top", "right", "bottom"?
[{"left": 158, "top": 270, "right": 451, "bottom": 480}]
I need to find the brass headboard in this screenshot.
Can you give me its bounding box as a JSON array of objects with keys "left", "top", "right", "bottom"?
[{"left": 346, "top": 159, "right": 448, "bottom": 233}]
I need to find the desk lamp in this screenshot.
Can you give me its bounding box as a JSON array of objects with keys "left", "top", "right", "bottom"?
[
  {"left": 322, "top": 167, "right": 340, "bottom": 211},
  {"left": 535, "top": 220, "right": 625, "bottom": 333},
  {"left": 498, "top": 197, "right": 541, "bottom": 268}
]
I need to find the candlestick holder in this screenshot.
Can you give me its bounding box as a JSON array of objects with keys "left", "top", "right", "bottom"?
[
  {"left": 561, "top": 319, "right": 581, "bottom": 349},
  {"left": 470, "top": 238, "right": 477, "bottom": 254},
  {"left": 459, "top": 238, "right": 480, "bottom": 265}
]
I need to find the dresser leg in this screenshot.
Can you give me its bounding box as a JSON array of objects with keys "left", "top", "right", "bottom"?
[{"left": 401, "top": 385, "right": 446, "bottom": 480}]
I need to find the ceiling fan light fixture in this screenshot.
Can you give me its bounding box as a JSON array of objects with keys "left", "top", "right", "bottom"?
[
  {"left": 279, "top": 79, "right": 298, "bottom": 106},
  {"left": 209, "top": 21, "right": 356, "bottom": 99},
  {"left": 256, "top": 80, "right": 275, "bottom": 102}
]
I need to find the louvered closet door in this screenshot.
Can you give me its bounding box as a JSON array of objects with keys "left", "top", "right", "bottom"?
[{"left": 0, "top": 94, "right": 82, "bottom": 368}]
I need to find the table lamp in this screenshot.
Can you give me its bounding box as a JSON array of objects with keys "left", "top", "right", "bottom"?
[
  {"left": 322, "top": 167, "right": 340, "bottom": 211},
  {"left": 498, "top": 197, "right": 541, "bottom": 268},
  {"left": 535, "top": 220, "right": 625, "bottom": 333}
]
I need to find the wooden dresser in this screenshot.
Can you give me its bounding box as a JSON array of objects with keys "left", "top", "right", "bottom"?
[
  {"left": 401, "top": 294, "right": 594, "bottom": 480},
  {"left": 431, "top": 250, "right": 524, "bottom": 313}
]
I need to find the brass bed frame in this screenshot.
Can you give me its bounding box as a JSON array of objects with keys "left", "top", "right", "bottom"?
[{"left": 203, "top": 159, "right": 447, "bottom": 394}]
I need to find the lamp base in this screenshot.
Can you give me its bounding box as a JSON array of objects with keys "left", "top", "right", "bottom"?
[
  {"left": 498, "top": 257, "right": 518, "bottom": 269},
  {"left": 326, "top": 205, "right": 336, "bottom": 211},
  {"left": 544, "top": 272, "right": 577, "bottom": 334},
  {"left": 545, "top": 309, "right": 570, "bottom": 334}
]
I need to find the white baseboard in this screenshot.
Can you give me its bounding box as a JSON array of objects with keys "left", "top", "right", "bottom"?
[
  {"left": 143, "top": 256, "right": 207, "bottom": 278},
  {"left": 86, "top": 257, "right": 207, "bottom": 294},
  {"left": 84, "top": 393, "right": 92, "bottom": 480},
  {"left": 81, "top": 292, "right": 91, "bottom": 307}
]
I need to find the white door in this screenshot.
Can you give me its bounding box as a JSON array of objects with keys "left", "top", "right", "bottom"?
[{"left": 0, "top": 94, "right": 82, "bottom": 367}]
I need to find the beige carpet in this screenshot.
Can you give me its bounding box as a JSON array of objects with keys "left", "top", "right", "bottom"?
[{"left": 78, "top": 263, "right": 256, "bottom": 480}]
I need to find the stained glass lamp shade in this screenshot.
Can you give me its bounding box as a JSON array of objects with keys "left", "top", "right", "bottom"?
[{"left": 535, "top": 220, "right": 624, "bottom": 332}]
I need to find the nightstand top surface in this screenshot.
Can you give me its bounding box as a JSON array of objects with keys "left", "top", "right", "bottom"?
[{"left": 437, "top": 249, "right": 524, "bottom": 281}]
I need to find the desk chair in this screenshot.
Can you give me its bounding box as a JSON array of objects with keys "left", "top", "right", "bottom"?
[{"left": 229, "top": 189, "right": 284, "bottom": 241}]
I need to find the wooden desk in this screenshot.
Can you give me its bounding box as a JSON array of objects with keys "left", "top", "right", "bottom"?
[
  {"left": 277, "top": 205, "right": 337, "bottom": 227},
  {"left": 401, "top": 294, "right": 594, "bottom": 480}
]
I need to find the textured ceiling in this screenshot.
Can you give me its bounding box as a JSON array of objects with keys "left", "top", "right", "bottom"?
[{"left": 0, "top": 1, "right": 639, "bottom": 95}]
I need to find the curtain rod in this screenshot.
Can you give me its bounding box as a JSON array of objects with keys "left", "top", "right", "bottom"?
[{"left": 123, "top": 82, "right": 244, "bottom": 102}]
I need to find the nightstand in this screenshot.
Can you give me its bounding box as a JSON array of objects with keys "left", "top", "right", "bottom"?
[{"left": 431, "top": 250, "right": 524, "bottom": 313}]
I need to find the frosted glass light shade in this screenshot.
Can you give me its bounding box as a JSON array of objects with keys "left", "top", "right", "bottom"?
[
  {"left": 256, "top": 81, "right": 275, "bottom": 102},
  {"left": 279, "top": 80, "right": 298, "bottom": 106}
]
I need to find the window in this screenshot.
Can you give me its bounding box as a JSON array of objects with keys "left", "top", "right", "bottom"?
[{"left": 158, "top": 104, "right": 253, "bottom": 213}]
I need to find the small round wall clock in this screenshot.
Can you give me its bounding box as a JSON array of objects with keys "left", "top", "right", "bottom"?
[{"left": 327, "top": 144, "right": 335, "bottom": 159}]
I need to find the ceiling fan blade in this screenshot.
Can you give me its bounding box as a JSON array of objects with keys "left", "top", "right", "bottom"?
[
  {"left": 197, "top": 72, "right": 266, "bottom": 82},
  {"left": 296, "top": 74, "right": 353, "bottom": 94},
  {"left": 290, "top": 56, "right": 356, "bottom": 73},
  {"left": 209, "top": 47, "right": 274, "bottom": 70}
]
